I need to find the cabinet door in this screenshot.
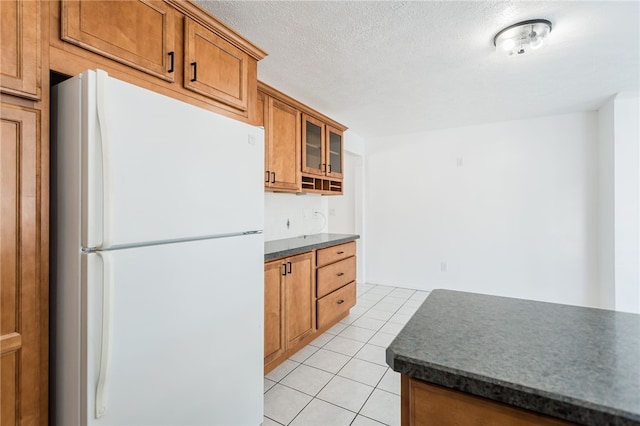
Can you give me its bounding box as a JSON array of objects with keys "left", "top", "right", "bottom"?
[
  {"left": 0, "top": 0, "right": 40, "bottom": 98},
  {"left": 184, "top": 18, "right": 249, "bottom": 111},
  {"left": 326, "top": 125, "right": 344, "bottom": 179},
  {"left": 1, "top": 103, "right": 42, "bottom": 425},
  {"left": 264, "top": 261, "right": 285, "bottom": 365},
  {"left": 266, "top": 97, "right": 300, "bottom": 191},
  {"left": 285, "top": 253, "right": 315, "bottom": 348},
  {"left": 61, "top": 0, "right": 176, "bottom": 81},
  {"left": 302, "top": 114, "right": 325, "bottom": 176}
]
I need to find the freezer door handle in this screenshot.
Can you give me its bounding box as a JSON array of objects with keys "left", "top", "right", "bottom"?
[
  {"left": 96, "top": 70, "right": 113, "bottom": 248},
  {"left": 95, "top": 251, "right": 113, "bottom": 418}
]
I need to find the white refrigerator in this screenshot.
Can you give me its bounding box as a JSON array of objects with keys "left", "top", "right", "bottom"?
[{"left": 51, "top": 70, "right": 264, "bottom": 426}]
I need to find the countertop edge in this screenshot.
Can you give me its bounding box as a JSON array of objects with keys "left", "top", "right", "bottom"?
[
  {"left": 264, "top": 234, "right": 360, "bottom": 261},
  {"left": 387, "top": 351, "right": 640, "bottom": 426}
]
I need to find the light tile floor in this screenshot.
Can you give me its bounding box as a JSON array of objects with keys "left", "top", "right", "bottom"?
[{"left": 263, "top": 283, "right": 430, "bottom": 426}]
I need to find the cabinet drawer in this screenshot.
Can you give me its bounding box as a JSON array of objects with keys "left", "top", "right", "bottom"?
[
  {"left": 317, "top": 256, "right": 356, "bottom": 298},
  {"left": 317, "top": 241, "right": 356, "bottom": 267},
  {"left": 317, "top": 282, "right": 356, "bottom": 329}
]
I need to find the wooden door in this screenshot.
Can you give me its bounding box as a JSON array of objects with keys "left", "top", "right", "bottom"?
[
  {"left": 325, "top": 125, "right": 344, "bottom": 179},
  {"left": 266, "top": 97, "right": 300, "bottom": 191},
  {"left": 264, "top": 261, "right": 284, "bottom": 366},
  {"left": 1, "top": 103, "right": 42, "bottom": 425},
  {"left": 284, "top": 253, "right": 315, "bottom": 348},
  {"left": 0, "top": 0, "right": 40, "bottom": 99},
  {"left": 184, "top": 18, "right": 249, "bottom": 111},
  {"left": 61, "top": 0, "right": 176, "bottom": 81},
  {"left": 301, "top": 114, "right": 325, "bottom": 176}
]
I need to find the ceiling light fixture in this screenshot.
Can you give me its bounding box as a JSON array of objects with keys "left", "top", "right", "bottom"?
[{"left": 493, "top": 19, "right": 552, "bottom": 56}]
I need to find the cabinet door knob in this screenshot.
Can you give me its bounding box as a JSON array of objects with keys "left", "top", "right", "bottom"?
[
  {"left": 281, "top": 264, "right": 287, "bottom": 276},
  {"left": 337, "top": 272, "right": 344, "bottom": 277},
  {"left": 265, "top": 171, "right": 270, "bottom": 183},
  {"left": 328, "top": 164, "right": 332, "bottom": 173},
  {"left": 287, "top": 262, "right": 292, "bottom": 274},
  {"left": 271, "top": 172, "right": 276, "bottom": 184},
  {"left": 191, "top": 62, "right": 198, "bottom": 82},
  {"left": 168, "top": 51, "right": 174, "bottom": 73},
  {"left": 337, "top": 299, "right": 344, "bottom": 305}
]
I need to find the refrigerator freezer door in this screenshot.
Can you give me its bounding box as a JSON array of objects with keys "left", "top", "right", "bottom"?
[
  {"left": 83, "top": 234, "right": 263, "bottom": 425},
  {"left": 57, "top": 70, "right": 264, "bottom": 249}
]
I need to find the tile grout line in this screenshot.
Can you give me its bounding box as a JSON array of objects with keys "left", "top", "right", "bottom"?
[{"left": 264, "top": 284, "right": 430, "bottom": 425}]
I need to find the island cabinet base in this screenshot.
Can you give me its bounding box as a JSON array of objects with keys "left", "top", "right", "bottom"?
[{"left": 401, "top": 376, "right": 575, "bottom": 426}]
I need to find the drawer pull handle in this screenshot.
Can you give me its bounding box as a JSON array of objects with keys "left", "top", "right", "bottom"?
[
  {"left": 337, "top": 272, "right": 344, "bottom": 276},
  {"left": 337, "top": 299, "right": 345, "bottom": 305},
  {"left": 337, "top": 251, "right": 345, "bottom": 254}
]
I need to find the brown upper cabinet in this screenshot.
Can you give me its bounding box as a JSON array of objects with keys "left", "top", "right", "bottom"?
[
  {"left": 302, "top": 114, "right": 344, "bottom": 180},
  {"left": 0, "top": 0, "right": 41, "bottom": 99},
  {"left": 260, "top": 82, "right": 347, "bottom": 195},
  {"left": 261, "top": 90, "right": 301, "bottom": 192},
  {"left": 184, "top": 17, "right": 249, "bottom": 112},
  {"left": 56, "top": 0, "right": 266, "bottom": 121},
  {"left": 60, "top": 0, "right": 177, "bottom": 81}
]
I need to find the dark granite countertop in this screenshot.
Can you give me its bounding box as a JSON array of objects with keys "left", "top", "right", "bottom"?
[
  {"left": 387, "top": 290, "right": 640, "bottom": 425},
  {"left": 264, "top": 233, "right": 359, "bottom": 261}
]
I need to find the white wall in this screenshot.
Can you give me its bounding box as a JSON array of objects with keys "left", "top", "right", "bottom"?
[
  {"left": 320, "top": 130, "right": 366, "bottom": 281},
  {"left": 365, "top": 112, "right": 601, "bottom": 308},
  {"left": 597, "top": 98, "right": 615, "bottom": 309},
  {"left": 612, "top": 93, "right": 640, "bottom": 313},
  {"left": 264, "top": 192, "right": 328, "bottom": 241}
]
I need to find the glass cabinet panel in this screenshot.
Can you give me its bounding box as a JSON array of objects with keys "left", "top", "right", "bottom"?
[
  {"left": 302, "top": 114, "right": 325, "bottom": 176},
  {"left": 327, "top": 128, "right": 343, "bottom": 177}
]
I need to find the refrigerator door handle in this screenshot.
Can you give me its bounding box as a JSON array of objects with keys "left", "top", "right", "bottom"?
[
  {"left": 96, "top": 70, "right": 113, "bottom": 248},
  {"left": 95, "top": 251, "right": 113, "bottom": 418}
]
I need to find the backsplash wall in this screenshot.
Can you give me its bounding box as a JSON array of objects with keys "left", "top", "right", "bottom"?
[{"left": 264, "top": 192, "right": 329, "bottom": 241}]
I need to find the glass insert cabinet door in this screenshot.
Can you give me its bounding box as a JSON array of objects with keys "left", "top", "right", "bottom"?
[
  {"left": 302, "top": 114, "right": 325, "bottom": 176},
  {"left": 326, "top": 125, "right": 343, "bottom": 179}
]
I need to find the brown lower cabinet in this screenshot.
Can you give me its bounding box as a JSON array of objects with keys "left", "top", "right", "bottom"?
[
  {"left": 264, "top": 241, "right": 358, "bottom": 374},
  {"left": 264, "top": 252, "right": 315, "bottom": 370},
  {"left": 1, "top": 101, "right": 46, "bottom": 425},
  {"left": 401, "top": 376, "right": 574, "bottom": 426}
]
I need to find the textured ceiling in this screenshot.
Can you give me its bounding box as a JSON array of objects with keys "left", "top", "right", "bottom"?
[{"left": 196, "top": 1, "right": 640, "bottom": 140}]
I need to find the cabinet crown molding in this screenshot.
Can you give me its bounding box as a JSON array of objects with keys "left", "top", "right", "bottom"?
[{"left": 166, "top": 0, "right": 267, "bottom": 61}]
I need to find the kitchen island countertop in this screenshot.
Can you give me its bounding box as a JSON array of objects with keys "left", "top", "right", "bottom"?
[
  {"left": 387, "top": 289, "right": 640, "bottom": 425},
  {"left": 264, "top": 233, "right": 359, "bottom": 261}
]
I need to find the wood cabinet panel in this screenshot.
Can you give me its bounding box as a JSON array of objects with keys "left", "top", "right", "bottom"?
[
  {"left": 61, "top": 0, "right": 176, "bottom": 81},
  {"left": 184, "top": 17, "right": 249, "bottom": 111},
  {"left": 1, "top": 102, "right": 41, "bottom": 426},
  {"left": 317, "top": 281, "right": 356, "bottom": 329},
  {"left": 285, "top": 253, "right": 315, "bottom": 348},
  {"left": 402, "top": 376, "right": 574, "bottom": 426},
  {"left": 317, "top": 256, "right": 356, "bottom": 298},
  {"left": 0, "top": 0, "right": 40, "bottom": 99},
  {"left": 264, "top": 252, "right": 315, "bottom": 371},
  {"left": 264, "top": 95, "right": 300, "bottom": 191},
  {"left": 316, "top": 241, "right": 356, "bottom": 267},
  {"left": 264, "top": 261, "right": 284, "bottom": 365}
]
